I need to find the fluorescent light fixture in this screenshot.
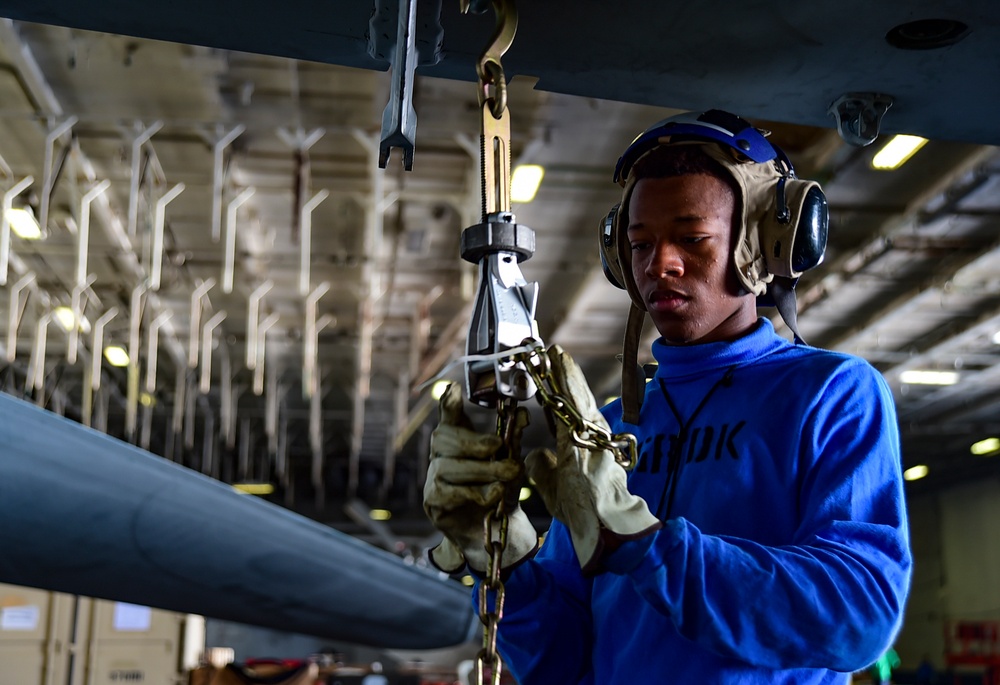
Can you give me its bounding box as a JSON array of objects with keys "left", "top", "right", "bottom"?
[
  {"left": 519, "top": 487, "right": 532, "bottom": 502},
  {"left": 899, "top": 369, "right": 959, "bottom": 385},
  {"left": 992, "top": 330, "right": 1000, "bottom": 345},
  {"left": 511, "top": 164, "right": 545, "bottom": 203},
  {"left": 903, "top": 465, "right": 929, "bottom": 481},
  {"left": 971, "top": 437, "right": 1000, "bottom": 456},
  {"left": 7, "top": 207, "right": 42, "bottom": 240},
  {"left": 430, "top": 380, "right": 451, "bottom": 401},
  {"left": 232, "top": 482, "right": 274, "bottom": 495},
  {"left": 460, "top": 575, "right": 475, "bottom": 587},
  {"left": 871, "top": 134, "right": 928, "bottom": 170},
  {"left": 103, "top": 345, "right": 130, "bottom": 367},
  {"left": 369, "top": 508, "right": 392, "bottom": 521}
]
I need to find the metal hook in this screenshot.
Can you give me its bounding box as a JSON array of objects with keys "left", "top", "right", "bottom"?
[{"left": 465, "top": 0, "right": 517, "bottom": 117}]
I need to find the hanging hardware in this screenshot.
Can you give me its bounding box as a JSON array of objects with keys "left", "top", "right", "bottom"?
[
  {"left": 378, "top": 0, "right": 420, "bottom": 169},
  {"left": 456, "top": 3, "right": 534, "bottom": 685}
]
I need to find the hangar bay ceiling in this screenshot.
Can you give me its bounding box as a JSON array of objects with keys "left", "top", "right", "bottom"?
[{"left": 0, "top": 11, "right": 999, "bottom": 557}]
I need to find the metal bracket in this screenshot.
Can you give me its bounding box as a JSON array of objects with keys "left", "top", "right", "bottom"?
[{"left": 828, "top": 93, "right": 894, "bottom": 147}]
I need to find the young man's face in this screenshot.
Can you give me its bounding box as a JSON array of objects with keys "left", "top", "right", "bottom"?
[{"left": 627, "top": 174, "right": 757, "bottom": 345}]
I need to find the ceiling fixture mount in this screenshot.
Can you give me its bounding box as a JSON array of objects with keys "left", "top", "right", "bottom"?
[{"left": 886, "top": 19, "right": 971, "bottom": 51}]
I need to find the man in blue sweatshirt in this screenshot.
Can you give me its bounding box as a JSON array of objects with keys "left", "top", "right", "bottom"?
[{"left": 423, "top": 110, "right": 912, "bottom": 684}]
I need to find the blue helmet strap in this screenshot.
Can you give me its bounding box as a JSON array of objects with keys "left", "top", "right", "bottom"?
[{"left": 769, "top": 276, "right": 806, "bottom": 345}]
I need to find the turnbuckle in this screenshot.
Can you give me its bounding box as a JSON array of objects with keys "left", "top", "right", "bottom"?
[
  {"left": 462, "top": 213, "right": 540, "bottom": 406},
  {"left": 461, "top": 0, "right": 538, "bottom": 407}
]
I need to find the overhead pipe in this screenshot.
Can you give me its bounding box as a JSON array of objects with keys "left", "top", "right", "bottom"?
[
  {"left": 6, "top": 272, "right": 36, "bottom": 363},
  {"left": 144, "top": 311, "right": 172, "bottom": 393},
  {"left": 211, "top": 125, "right": 245, "bottom": 242},
  {"left": 202, "top": 409, "right": 217, "bottom": 478},
  {"left": 311, "top": 365, "right": 324, "bottom": 508},
  {"left": 221, "top": 348, "right": 234, "bottom": 449},
  {"left": 265, "top": 364, "right": 280, "bottom": 458},
  {"left": 184, "top": 374, "right": 197, "bottom": 450},
  {"left": 238, "top": 418, "right": 252, "bottom": 481},
  {"left": 127, "top": 120, "right": 163, "bottom": 237},
  {"left": 39, "top": 116, "right": 77, "bottom": 234},
  {"left": 299, "top": 189, "right": 329, "bottom": 296},
  {"left": 75, "top": 179, "right": 111, "bottom": 288},
  {"left": 246, "top": 279, "right": 273, "bottom": 370},
  {"left": 82, "top": 307, "right": 119, "bottom": 427},
  {"left": 188, "top": 279, "right": 216, "bottom": 368},
  {"left": 125, "top": 282, "right": 148, "bottom": 440},
  {"left": 303, "top": 282, "right": 330, "bottom": 399},
  {"left": 150, "top": 182, "right": 185, "bottom": 290},
  {"left": 1, "top": 175, "right": 34, "bottom": 285},
  {"left": 200, "top": 311, "right": 227, "bottom": 395},
  {"left": 0, "top": 394, "right": 477, "bottom": 647},
  {"left": 223, "top": 187, "right": 255, "bottom": 293},
  {"left": 252, "top": 313, "right": 279, "bottom": 396},
  {"left": 68, "top": 274, "right": 96, "bottom": 364},
  {"left": 26, "top": 312, "right": 56, "bottom": 401},
  {"left": 168, "top": 369, "right": 185, "bottom": 460}
]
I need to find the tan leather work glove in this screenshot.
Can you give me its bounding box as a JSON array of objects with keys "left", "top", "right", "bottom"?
[
  {"left": 526, "top": 345, "right": 662, "bottom": 574},
  {"left": 423, "top": 383, "right": 538, "bottom": 574}
]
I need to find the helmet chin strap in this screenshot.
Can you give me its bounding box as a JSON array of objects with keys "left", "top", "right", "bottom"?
[
  {"left": 621, "top": 303, "right": 646, "bottom": 425},
  {"left": 768, "top": 277, "right": 806, "bottom": 345}
]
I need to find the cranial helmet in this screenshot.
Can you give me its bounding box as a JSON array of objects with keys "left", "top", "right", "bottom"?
[{"left": 599, "top": 110, "right": 829, "bottom": 424}]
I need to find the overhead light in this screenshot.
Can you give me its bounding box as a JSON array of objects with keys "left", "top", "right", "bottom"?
[
  {"left": 510, "top": 164, "right": 545, "bottom": 203},
  {"left": 460, "top": 575, "right": 475, "bottom": 587},
  {"left": 6, "top": 207, "right": 42, "bottom": 240},
  {"left": 52, "top": 306, "right": 91, "bottom": 333},
  {"left": 971, "top": 437, "right": 1000, "bottom": 456},
  {"left": 369, "top": 508, "right": 392, "bottom": 521},
  {"left": 54, "top": 306, "right": 77, "bottom": 331},
  {"left": 992, "top": 330, "right": 1000, "bottom": 345},
  {"left": 139, "top": 392, "right": 157, "bottom": 408},
  {"left": 871, "top": 134, "right": 928, "bottom": 170},
  {"left": 519, "top": 487, "right": 532, "bottom": 502},
  {"left": 903, "top": 465, "right": 929, "bottom": 481},
  {"left": 899, "top": 369, "right": 959, "bottom": 385},
  {"left": 103, "top": 345, "right": 130, "bottom": 367},
  {"left": 430, "top": 380, "right": 451, "bottom": 401},
  {"left": 232, "top": 482, "right": 274, "bottom": 495}
]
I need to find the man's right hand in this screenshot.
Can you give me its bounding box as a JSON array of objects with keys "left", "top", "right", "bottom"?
[{"left": 423, "top": 383, "right": 538, "bottom": 574}]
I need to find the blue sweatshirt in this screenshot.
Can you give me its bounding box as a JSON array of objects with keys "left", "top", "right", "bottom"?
[{"left": 491, "top": 319, "right": 912, "bottom": 684}]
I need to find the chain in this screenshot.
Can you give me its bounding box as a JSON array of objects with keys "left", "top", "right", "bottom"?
[
  {"left": 515, "top": 342, "right": 639, "bottom": 470},
  {"left": 475, "top": 398, "right": 518, "bottom": 685}
]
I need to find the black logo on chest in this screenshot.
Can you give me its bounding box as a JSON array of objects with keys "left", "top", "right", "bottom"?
[{"left": 635, "top": 420, "right": 746, "bottom": 474}]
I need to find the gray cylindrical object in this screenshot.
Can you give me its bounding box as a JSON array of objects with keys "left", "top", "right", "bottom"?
[{"left": 0, "top": 393, "right": 476, "bottom": 649}]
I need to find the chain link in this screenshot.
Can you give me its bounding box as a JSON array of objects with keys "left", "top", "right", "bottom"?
[
  {"left": 516, "top": 342, "right": 638, "bottom": 470},
  {"left": 474, "top": 398, "right": 518, "bottom": 685}
]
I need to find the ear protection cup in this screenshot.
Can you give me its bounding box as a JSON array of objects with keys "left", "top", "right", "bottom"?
[
  {"left": 599, "top": 204, "right": 625, "bottom": 290},
  {"left": 791, "top": 186, "right": 829, "bottom": 273}
]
